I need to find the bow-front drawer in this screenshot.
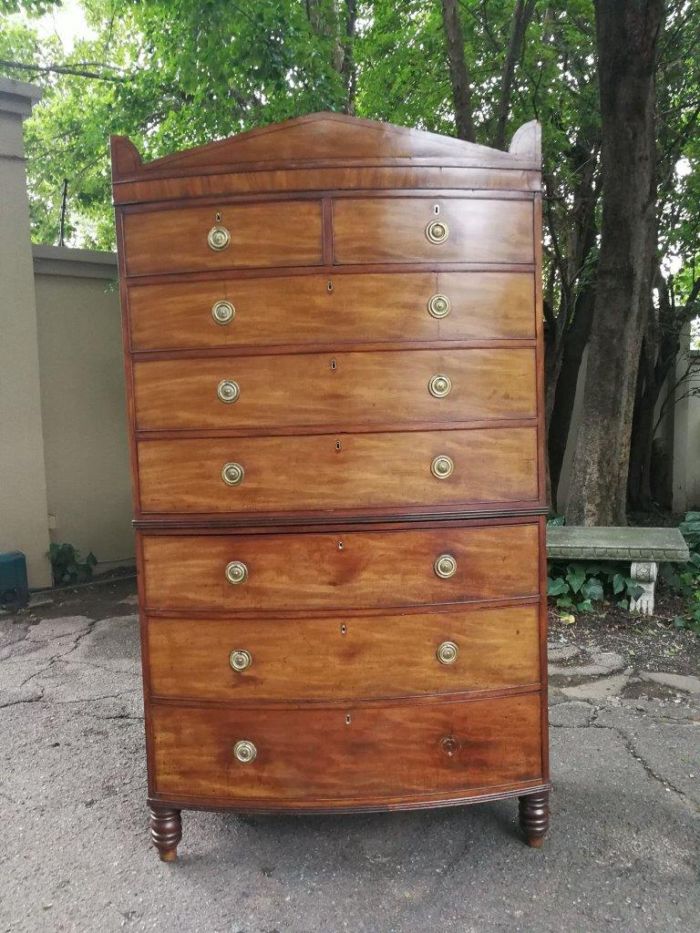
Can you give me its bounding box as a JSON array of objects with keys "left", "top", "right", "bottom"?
[
  {"left": 127, "top": 271, "right": 535, "bottom": 351},
  {"left": 141, "top": 521, "right": 539, "bottom": 612},
  {"left": 332, "top": 197, "right": 533, "bottom": 265},
  {"left": 132, "top": 348, "right": 536, "bottom": 431},
  {"left": 136, "top": 427, "right": 539, "bottom": 515},
  {"left": 150, "top": 692, "right": 543, "bottom": 804},
  {"left": 121, "top": 200, "right": 323, "bottom": 276},
  {"left": 147, "top": 604, "right": 541, "bottom": 702}
]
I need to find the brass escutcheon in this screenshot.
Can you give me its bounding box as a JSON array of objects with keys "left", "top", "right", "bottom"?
[
  {"left": 440, "top": 736, "right": 459, "bottom": 757},
  {"left": 221, "top": 462, "right": 245, "bottom": 486},
  {"left": 233, "top": 740, "right": 257, "bottom": 763},
  {"left": 428, "top": 374, "right": 452, "bottom": 398},
  {"left": 425, "top": 220, "right": 449, "bottom": 244},
  {"left": 225, "top": 560, "right": 248, "bottom": 585},
  {"left": 431, "top": 455, "right": 454, "bottom": 479},
  {"left": 211, "top": 299, "right": 235, "bottom": 325},
  {"left": 427, "top": 294, "right": 451, "bottom": 319},
  {"left": 437, "top": 641, "right": 459, "bottom": 665},
  {"left": 229, "top": 648, "right": 252, "bottom": 672},
  {"left": 434, "top": 554, "right": 457, "bottom": 579},
  {"left": 217, "top": 379, "right": 240, "bottom": 403},
  {"left": 207, "top": 224, "right": 231, "bottom": 251}
]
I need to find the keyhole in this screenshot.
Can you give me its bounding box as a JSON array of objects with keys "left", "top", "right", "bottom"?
[
  {"left": 327, "top": 280, "right": 334, "bottom": 293},
  {"left": 335, "top": 439, "right": 342, "bottom": 452},
  {"left": 337, "top": 540, "right": 344, "bottom": 550},
  {"left": 330, "top": 358, "right": 337, "bottom": 371},
  {"left": 433, "top": 204, "right": 440, "bottom": 215},
  {"left": 215, "top": 211, "right": 222, "bottom": 222},
  {"left": 345, "top": 713, "right": 352, "bottom": 725},
  {"left": 340, "top": 624, "right": 347, "bottom": 635}
]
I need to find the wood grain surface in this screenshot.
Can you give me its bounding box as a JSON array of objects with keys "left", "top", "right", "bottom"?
[
  {"left": 151, "top": 692, "right": 543, "bottom": 802},
  {"left": 123, "top": 200, "right": 323, "bottom": 276},
  {"left": 333, "top": 197, "right": 533, "bottom": 264},
  {"left": 133, "top": 348, "right": 536, "bottom": 431},
  {"left": 141, "top": 521, "right": 540, "bottom": 612},
  {"left": 136, "top": 427, "right": 538, "bottom": 514},
  {"left": 147, "top": 603, "right": 541, "bottom": 701},
  {"left": 127, "top": 271, "right": 535, "bottom": 351}
]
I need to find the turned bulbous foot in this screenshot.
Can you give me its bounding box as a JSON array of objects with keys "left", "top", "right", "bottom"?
[
  {"left": 149, "top": 805, "right": 182, "bottom": 861},
  {"left": 518, "top": 791, "right": 549, "bottom": 847}
]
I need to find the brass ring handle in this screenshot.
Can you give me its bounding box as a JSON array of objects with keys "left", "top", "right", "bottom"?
[
  {"left": 426, "top": 220, "right": 449, "bottom": 244},
  {"left": 437, "top": 641, "right": 459, "bottom": 665},
  {"left": 208, "top": 225, "right": 231, "bottom": 251},
  {"left": 428, "top": 374, "right": 452, "bottom": 398},
  {"left": 221, "top": 462, "right": 245, "bottom": 486},
  {"left": 225, "top": 561, "right": 248, "bottom": 585},
  {"left": 217, "top": 379, "right": 240, "bottom": 403},
  {"left": 427, "top": 294, "right": 451, "bottom": 319},
  {"left": 229, "top": 648, "right": 252, "bottom": 672},
  {"left": 232, "top": 740, "right": 257, "bottom": 763},
  {"left": 431, "top": 455, "right": 454, "bottom": 479},
  {"left": 434, "top": 554, "right": 457, "bottom": 579},
  {"left": 211, "top": 300, "right": 235, "bottom": 325}
]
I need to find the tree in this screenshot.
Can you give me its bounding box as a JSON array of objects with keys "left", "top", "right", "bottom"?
[
  {"left": 565, "top": 0, "right": 664, "bottom": 525},
  {"left": 1, "top": 0, "right": 698, "bottom": 524}
]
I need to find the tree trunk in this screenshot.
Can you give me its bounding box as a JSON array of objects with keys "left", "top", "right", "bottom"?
[
  {"left": 441, "top": 0, "right": 476, "bottom": 141},
  {"left": 564, "top": 0, "right": 663, "bottom": 526},
  {"left": 548, "top": 282, "right": 596, "bottom": 509},
  {"left": 627, "top": 342, "right": 658, "bottom": 508},
  {"left": 493, "top": 0, "right": 537, "bottom": 149},
  {"left": 341, "top": 0, "right": 358, "bottom": 113}
]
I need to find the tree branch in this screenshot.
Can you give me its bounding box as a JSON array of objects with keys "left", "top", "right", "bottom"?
[
  {"left": 440, "top": 0, "right": 475, "bottom": 141},
  {"left": 493, "top": 0, "right": 536, "bottom": 150},
  {"left": 0, "top": 58, "right": 127, "bottom": 82}
]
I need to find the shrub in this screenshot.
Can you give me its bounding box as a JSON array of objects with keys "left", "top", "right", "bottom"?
[
  {"left": 547, "top": 561, "right": 644, "bottom": 613},
  {"left": 49, "top": 542, "right": 97, "bottom": 587}
]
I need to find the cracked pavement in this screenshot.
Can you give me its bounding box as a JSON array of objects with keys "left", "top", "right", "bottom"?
[{"left": 1, "top": 579, "right": 698, "bottom": 933}]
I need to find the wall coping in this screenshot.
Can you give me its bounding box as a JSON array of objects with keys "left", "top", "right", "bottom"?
[
  {"left": 0, "top": 77, "right": 42, "bottom": 118},
  {"left": 32, "top": 244, "right": 118, "bottom": 280}
]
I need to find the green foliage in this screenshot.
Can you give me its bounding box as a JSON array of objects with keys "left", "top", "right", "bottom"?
[
  {"left": 48, "top": 542, "right": 97, "bottom": 586},
  {"left": 547, "top": 561, "right": 644, "bottom": 613},
  {"left": 1, "top": 0, "right": 697, "bottom": 324},
  {"left": 662, "top": 511, "right": 700, "bottom": 633}
]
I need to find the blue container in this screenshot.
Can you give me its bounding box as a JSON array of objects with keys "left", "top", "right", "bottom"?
[{"left": 0, "top": 551, "right": 29, "bottom": 609}]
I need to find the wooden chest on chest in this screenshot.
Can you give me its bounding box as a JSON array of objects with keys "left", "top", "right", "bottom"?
[{"left": 111, "top": 113, "right": 550, "bottom": 860}]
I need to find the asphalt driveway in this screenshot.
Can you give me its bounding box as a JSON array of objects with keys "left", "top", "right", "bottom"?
[{"left": 1, "top": 577, "right": 698, "bottom": 933}]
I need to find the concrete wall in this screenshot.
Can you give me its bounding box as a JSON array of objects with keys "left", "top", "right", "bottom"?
[
  {"left": 556, "top": 333, "right": 700, "bottom": 515},
  {"left": 33, "top": 247, "right": 134, "bottom": 569},
  {"left": 0, "top": 78, "right": 52, "bottom": 586},
  {"left": 672, "top": 333, "right": 700, "bottom": 513}
]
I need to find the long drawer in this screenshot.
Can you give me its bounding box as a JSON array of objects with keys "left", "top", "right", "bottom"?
[
  {"left": 133, "top": 348, "right": 536, "bottom": 431},
  {"left": 141, "top": 521, "right": 540, "bottom": 612},
  {"left": 137, "top": 427, "right": 539, "bottom": 515},
  {"left": 147, "top": 604, "right": 541, "bottom": 702},
  {"left": 122, "top": 200, "right": 323, "bottom": 276},
  {"left": 333, "top": 197, "right": 533, "bottom": 265},
  {"left": 127, "top": 271, "right": 536, "bottom": 351},
  {"left": 151, "top": 692, "right": 543, "bottom": 803}
]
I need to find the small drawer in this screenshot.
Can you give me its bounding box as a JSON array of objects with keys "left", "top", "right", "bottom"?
[
  {"left": 136, "top": 427, "right": 539, "bottom": 515},
  {"left": 127, "top": 271, "right": 536, "bottom": 351},
  {"left": 122, "top": 200, "right": 323, "bottom": 276},
  {"left": 147, "top": 604, "right": 541, "bottom": 702},
  {"left": 132, "top": 348, "right": 536, "bottom": 431},
  {"left": 151, "top": 692, "right": 543, "bottom": 803},
  {"left": 141, "top": 521, "right": 540, "bottom": 612},
  {"left": 333, "top": 197, "right": 533, "bottom": 265}
]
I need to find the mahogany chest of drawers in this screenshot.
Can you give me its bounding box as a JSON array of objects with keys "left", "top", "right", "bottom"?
[{"left": 111, "top": 113, "right": 550, "bottom": 860}]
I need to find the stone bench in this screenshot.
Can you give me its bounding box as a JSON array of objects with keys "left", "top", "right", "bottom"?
[{"left": 546, "top": 526, "right": 690, "bottom": 615}]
